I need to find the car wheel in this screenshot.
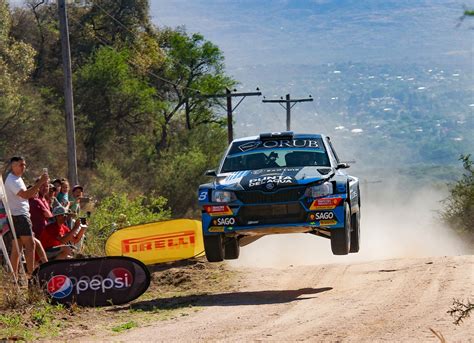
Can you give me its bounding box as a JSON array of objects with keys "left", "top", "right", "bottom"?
[
  {"left": 204, "top": 235, "right": 224, "bottom": 262},
  {"left": 330, "top": 202, "right": 351, "bottom": 255},
  {"left": 224, "top": 237, "right": 240, "bottom": 260},
  {"left": 349, "top": 211, "right": 360, "bottom": 253}
]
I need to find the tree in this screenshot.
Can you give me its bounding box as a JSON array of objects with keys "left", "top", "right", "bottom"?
[
  {"left": 75, "top": 46, "right": 157, "bottom": 167},
  {"left": 3, "top": 0, "right": 234, "bottom": 217},
  {"left": 79, "top": 0, "right": 152, "bottom": 47},
  {"left": 151, "top": 124, "right": 228, "bottom": 217},
  {"left": 0, "top": 0, "right": 35, "bottom": 156},
  {"left": 442, "top": 154, "right": 474, "bottom": 236},
  {"left": 150, "top": 29, "right": 235, "bottom": 151}
]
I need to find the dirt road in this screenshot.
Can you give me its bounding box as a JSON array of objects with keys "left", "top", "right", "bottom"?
[{"left": 115, "top": 255, "right": 473, "bottom": 342}]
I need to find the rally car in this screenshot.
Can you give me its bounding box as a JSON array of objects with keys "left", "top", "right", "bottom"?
[{"left": 198, "top": 131, "right": 360, "bottom": 262}]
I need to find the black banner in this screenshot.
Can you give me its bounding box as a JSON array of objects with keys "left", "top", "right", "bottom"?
[{"left": 35, "top": 256, "right": 150, "bottom": 307}]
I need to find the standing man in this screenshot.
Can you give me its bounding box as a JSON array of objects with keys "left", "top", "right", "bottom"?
[{"left": 4, "top": 156, "right": 48, "bottom": 277}]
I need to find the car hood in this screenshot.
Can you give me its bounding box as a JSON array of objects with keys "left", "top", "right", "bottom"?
[{"left": 215, "top": 166, "right": 334, "bottom": 191}]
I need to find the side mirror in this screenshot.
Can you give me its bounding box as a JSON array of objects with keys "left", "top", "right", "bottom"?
[
  {"left": 336, "top": 163, "right": 350, "bottom": 169},
  {"left": 204, "top": 169, "right": 217, "bottom": 177}
]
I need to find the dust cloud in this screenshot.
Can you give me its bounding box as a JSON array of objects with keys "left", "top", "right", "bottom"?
[{"left": 229, "top": 181, "right": 472, "bottom": 268}]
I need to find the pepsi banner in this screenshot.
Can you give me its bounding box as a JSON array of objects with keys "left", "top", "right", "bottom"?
[{"left": 35, "top": 256, "right": 150, "bottom": 307}]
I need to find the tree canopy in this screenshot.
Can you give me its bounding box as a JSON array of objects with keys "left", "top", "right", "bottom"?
[{"left": 1, "top": 0, "right": 235, "bottom": 217}]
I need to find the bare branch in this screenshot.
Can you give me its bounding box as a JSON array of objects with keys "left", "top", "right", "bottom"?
[{"left": 448, "top": 298, "right": 473, "bottom": 325}]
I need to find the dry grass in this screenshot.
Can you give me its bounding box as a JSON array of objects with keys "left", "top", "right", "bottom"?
[
  {"left": 429, "top": 328, "right": 446, "bottom": 343},
  {"left": 0, "top": 258, "right": 239, "bottom": 340},
  {"left": 0, "top": 270, "right": 69, "bottom": 340}
]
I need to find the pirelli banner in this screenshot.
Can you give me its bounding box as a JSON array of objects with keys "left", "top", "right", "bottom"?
[{"left": 105, "top": 219, "right": 205, "bottom": 265}]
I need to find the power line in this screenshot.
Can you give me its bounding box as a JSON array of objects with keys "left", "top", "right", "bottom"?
[
  {"left": 67, "top": 15, "right": 202, "bottom": 96},
  {"left": 204, "top": 88, "right": 262, "bottom": 144},
  {"left": 92, "top": 1, "right": 209, "bottom": 86},
  {"left": 262, "top": 94, "right": 313, "bottom": 131},
  {"left": 67, "top": 3, "right": 263, "bottom": 142},
  {"left": 67, "top": 14, "right": 263, "bottom": 140},
  {"left": 309, "top": 97, "right": 332, "bottom": 134}
]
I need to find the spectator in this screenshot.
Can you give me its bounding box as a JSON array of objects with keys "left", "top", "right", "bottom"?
[
  {"left": 4, "top": 156, "right": 48, "bottom": 277},
  {"left": 46, "top": 183, "right": 60, "bottom": 210},
  {"left": 70, "top": 184, "right": 84, "bottom": 216},
  {"left": 29, "top": 181, "right": 53, "bottom": 237},
  {"left": 56, "top": 179, "right": 70, "bottom": 209},
  {"left": 52, "top": 178, "right": 62, "bottom": 193},
  {"left": 40, "top": 206, "right": 86, "bottom": 260}
]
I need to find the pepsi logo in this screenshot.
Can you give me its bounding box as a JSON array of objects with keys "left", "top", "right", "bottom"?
[
  {"left": 107, "top": 268, "right": 133, "bottom": 288},
  {"left": 47, "top": 275, "right": 73, "bottom": 299}
]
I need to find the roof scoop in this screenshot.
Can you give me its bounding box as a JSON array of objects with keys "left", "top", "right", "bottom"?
[{"left": 259, "top": 131, "right": 294, "bottom": 141}]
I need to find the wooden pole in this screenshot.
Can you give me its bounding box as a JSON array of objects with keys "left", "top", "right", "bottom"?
[{"left": 58, "top": 0, "right": 79, "bottom": 185}]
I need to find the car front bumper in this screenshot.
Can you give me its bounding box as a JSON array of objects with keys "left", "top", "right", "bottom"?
[{"left": 201, "top": 194, "right": 347, "bottom": 236}]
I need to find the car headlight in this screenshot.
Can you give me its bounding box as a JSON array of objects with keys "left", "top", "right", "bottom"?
[
  {"left": 304, "top": 182, "right": 333, "bottom": 198},
  {"left": 212, "top": 190, "right": 237, "bottom": 203}
]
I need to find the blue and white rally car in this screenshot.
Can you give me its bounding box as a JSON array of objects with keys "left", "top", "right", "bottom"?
[{"left": 198, "top": 132, "right": 361, "bottom": 262}]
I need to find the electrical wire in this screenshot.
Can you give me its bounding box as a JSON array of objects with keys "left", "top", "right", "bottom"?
[
  {"left": 67, "top": 10, "right": 202, "bottom": 95},
  {"left": 92, "top": 1, "right": 225, "bottom": 95},
  {"left": 309, "top": 97, "right": 332, "bottom": 134}
]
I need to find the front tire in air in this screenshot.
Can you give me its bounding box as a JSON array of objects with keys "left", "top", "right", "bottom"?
[
  {"left": 224, "top": 237, "right": 240, "bottom": 260},
  {"left": 330, "top": 202, "right": 351, "bottom": 255},
  {"left": 204, "top": 235, "right": 224, "bottom": 262}
]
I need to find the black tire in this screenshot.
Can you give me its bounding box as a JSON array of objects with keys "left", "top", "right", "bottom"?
[
  {"left": 224, "top": 237, "right": 240, "bottom": 260},
  {"left": 349, "top": 211, "right": 360, "bottom": 253},
  {"left": 204, "top": 235, "right": 224, "bottom": 262},
  {"left": 331, "top": 202, "right": 351, "bottom": 255}
]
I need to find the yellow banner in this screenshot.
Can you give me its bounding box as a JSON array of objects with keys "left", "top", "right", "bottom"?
[{"left": 105, "top": 219, "right": 204, "bottom": 265}]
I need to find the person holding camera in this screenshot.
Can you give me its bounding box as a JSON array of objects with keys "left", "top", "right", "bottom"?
[
  {"left": 39, "top": 206, "right": 87, "bottom": 260},
  {"left": 4, "top": 156, "right": 49, "bottom": 277},
  {"left": 29, "top": 181, "right": 53, "bottom": 237},
  {"left": 70, "top": 184, "right": 86, "bottom": 215}
]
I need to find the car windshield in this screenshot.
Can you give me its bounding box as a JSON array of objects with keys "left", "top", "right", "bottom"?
[{"left": 221, "top": 148, "right": 330, "bottom": 172}]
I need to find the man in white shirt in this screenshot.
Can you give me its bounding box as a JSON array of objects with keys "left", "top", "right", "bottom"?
[{"left": 5, "top": 156, "right": 48, "bottom": 276}]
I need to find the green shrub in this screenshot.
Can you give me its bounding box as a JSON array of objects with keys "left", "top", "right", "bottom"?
[
  {"left": 154, "top": 148, "right": 208, "bottom": 218},
  {"left": 442, "top": 154, "right": 474, "bottom": 236},
  {"left": 85, "top": 192, "right": 171, "bottom": 255},
  {"left": 87, "top": 161, "right": 132, "bottom": 202}
]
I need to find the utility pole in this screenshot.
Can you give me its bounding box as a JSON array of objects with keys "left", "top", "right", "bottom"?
[
  {"left": 58, "top": 0, "right": 78, "bottom": 185},
  {"left": 262, "top": 94, "right": 313, "bottom": 131},
  {"left": 205, "top": 88, "right": 261, "bottom": 144}
]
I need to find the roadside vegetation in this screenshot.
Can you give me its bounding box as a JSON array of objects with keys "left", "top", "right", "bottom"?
[
  {"left": 0, "top": 0, "right": 233, "bottom": 223},
  {"left": 0, "top": 0, "right": 472, "bottom": 338},
  {"left": 442, "top": 154, "right": 474, "bottom": 327},
  {"left": 0, "top": 0, "right": 235, "bottom": 338},
  {"left": 442, "top": 154, "right": 474, "bottom": 242},
  {"left": 0, "top": 270, "right": 71, "bottom": 340},
  {"left": 0, "top": 261, "right": 237, "bottom": 340}
]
